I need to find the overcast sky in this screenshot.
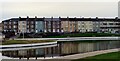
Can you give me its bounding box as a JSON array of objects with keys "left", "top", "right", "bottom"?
[{"left": 0, "top": 0, "right": 119, "bottom": 22}]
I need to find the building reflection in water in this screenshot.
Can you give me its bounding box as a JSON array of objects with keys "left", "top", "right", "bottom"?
[{"left": 2, "top": 40, "right": 120, "bottom": 59}]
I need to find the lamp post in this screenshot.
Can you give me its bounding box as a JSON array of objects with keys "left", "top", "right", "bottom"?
[
  {"left": 23, "top": 29, "right": 24, "bottom": 39},
  {"left": 23, "top": 32, "right": 24, "bottom": 39}
]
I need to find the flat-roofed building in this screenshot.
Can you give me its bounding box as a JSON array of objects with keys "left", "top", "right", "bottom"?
[
  {"left": 61, "top": 18, "right": 69, "bottom": 32},
  {"left": 26, "top": 17, "right": 36, "bottom": 33},
  {"left": 77, "top": 18, "right": 94, "bottom": 33},
  {"left": 18, "top": 18, "right": 27, "bottom": 33},
  {"left": 0, "top": 23, "right": 2, "bottom": 32},
  {"left": 44, "top": 18, "right": 52, "bottom": 32},
  {"left": 68, "top": 18, "right": 78, "bottom": 32},
  {"left": 99, "top": 17, "right": 120, "bottom": 33},
  {"left": 92, "top": 17, "right": 100, "bottom": 33},
  {"left": 2, "top": 17, "right": 120, "bottom": 34},
  {"left": 2, "top": 18, "right": 19, "bottom": 33},
  {"left": 35, "top": 17, "right": 44, "bottom": 33},
  {"left": 44, "top": 17, "right": 61, "bottom": 33},
  {"left": 61, "top": 17, "right": 78, "bottom": 32},
  {"left": 52, "top": 18, "right": 61, "bottom": 32}
]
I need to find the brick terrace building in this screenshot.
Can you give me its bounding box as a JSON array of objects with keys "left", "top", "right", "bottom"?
[
  {"left": 18, "top": 17, "right": 27, "bottom": 33},
  {"left": 2, "top": 18, "right": 19, "bottom": 33},
  {"left": 99, "top": 17, "right": 120, "bottom": 33},
  {"left": 35, "top": 17, "right": 44, "bottom": 33},
  {"left": 77, "top": 18, "right": 94, "bottom": 32},
  {"left": 2, "top": 17, "right": 120, "bottom": 34},
  {"left": 0, "top": 23, "right": 2, "bottom": 32},
  {"left": 44, "top": 17, "right": 61, "bottom": 33},
  {"left": 61, "top": 17, "right": 78, "bottom": 32},
  {"left": 26, "top": 17, "right": 36, "bottom": 33}
]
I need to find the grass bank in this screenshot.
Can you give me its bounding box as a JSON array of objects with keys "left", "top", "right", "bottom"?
[
  {"left": 47, "top": 33, "right": 120, "bottom": 38},
  {"left": 72, "top": 51, "right": 120, "bottom": 61},
  {"left": 2, "top": 40, "right": 56, "bottom": 45}
]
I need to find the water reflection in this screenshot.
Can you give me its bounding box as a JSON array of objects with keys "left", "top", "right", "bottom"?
[{"left": 2, "top": 40, "right": 120, "bottom": 59}]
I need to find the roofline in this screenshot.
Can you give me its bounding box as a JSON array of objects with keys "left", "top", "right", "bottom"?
[{"left": 2, "top": 17, "right": 120, "bottom": 22}]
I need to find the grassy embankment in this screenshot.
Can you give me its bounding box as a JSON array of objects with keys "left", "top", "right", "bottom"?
[
  {"left": 47, "top": 33, "right": 120, "bottom": 38},
  {"left": 2, "top": 40, "right": 56, "bottom": 45},
  {"left": 73, "top": 51, "right": 120, "bottom": 61}
]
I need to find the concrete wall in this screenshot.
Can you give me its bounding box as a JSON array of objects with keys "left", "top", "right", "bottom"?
[{"left": 59, "top": 41, "right": 120, "bottom": 55}]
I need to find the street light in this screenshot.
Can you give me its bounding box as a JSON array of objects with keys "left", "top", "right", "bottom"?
[{"left": 22, "top": 29, "right": 25, "bottom": 39}]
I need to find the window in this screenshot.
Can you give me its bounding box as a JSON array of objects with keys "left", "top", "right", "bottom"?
[
  {"left": 96, "top": 22, "right": 99, "bottom": 24},
  {"left": 14, "top": 22, "right": 16, "bottom": 24},
  {"left": 57, "top": 22, "right": 60, "bottom": 24},
  {"left": 82, "top": 25, "right": 84, "bottom": 27},
  {"left": 39, "top": 30, "right": 43, "bottom": 32},
  {"left": 13, "top": 25, "right": 16, "bottom": 28},
  {"left": 109, "top": 23, "right": 113, "bottom": 25},
  {"left": 14, "top": 30, "right": 16, "bottom": 32},
  {"left": 4, "top": 22, "right": 7, "bottom": 24},
  {"left": 53, "top": 25, "right": 55, "bottom": 28},
  {"left": 103, "top": 23, "right": 107, "bottom": 25},
  {"left": 4, "top": 26, "right": 7, "bottom": 28},
  {"left": 4, "top": 30, "right": 6, "bottom": 31},
  {"left": 61, "top": 29, "right": 64, "bottom": 32},
  {"left": 31, "top": 29, "right": 34, "bottom": 32},
  {"left": 22, "top": 25, "right": 25, "bottom": 28},
  {"left": 36, "top": 25, "right": 37, "bottom": 28},
  {"left": 44, "top": 29, "right": 47, "bottom": 32},
  {"left": 9, "top": 26, "right": 11, "bottom": 28},
  {"left": 22, "top": 21, "right": 25, "bottom": 24},
  {"left": 27, "top": 26, "right": 29, "bottom": 28},
  {"left": 49, "top": 29, "right": 51, "bottom": 32},
  {"left": 36, "top": 22, "right": 38, "bottom": 24},
  {"left": 65, "top": 27, "right": 68, "bottom": 31},
  {"left": 36, "top": 29, "right": 38, "bottom": 33},
  {"left": 31, "top": 25, "right": 34, "bottom": 28},
  {"left": 53, "top": 29, "right": 55, "bottom": 32},
  {"left": 18, "top": 50, "right": 27, "bottom": 56},
  {"left": 57, "top": 29, "right": 59, "bottom": 32},
  {"left": 66, "top": 21, "right": 68, "bottom": 23},
  {"left": 81, "top": 22, "right": 84, "bottom": 24},
  {"left": 57, "top": 25, "right": 59, "bottom": 28},
  {"left": 27, "top": 22, "right": 29, "bottom": 24},
  {"left": 31, "top": 21, "right": 34, "bottom": 24},
  {"left": 116, "top": 23, "right": 120, "bottom": 25},
  {"left": 70, "top": 27, "right": 72, "bottom": 30},
  {"left": 96, "top": 25, "right": 99, "bottom": 27},
  {"left": 87, "top": 29, "right": 90, "bottom": 32},
  {"left": 9, "top": 22, "right": 11, "bottom": 24}
]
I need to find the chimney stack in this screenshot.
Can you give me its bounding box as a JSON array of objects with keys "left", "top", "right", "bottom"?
[
  {"left": 19, "top": 16, "right": 21, "bottom": 19},
  {"left": 51, "top": 16, "right": 53, "bottom": 19},
  {"left": 96, "top": 17, "right": 98, "bottom": 20},
  {"left": 59, "top": 16, "right": 61, "bottom": 19},
  {"left": 115, "top": 17, "right": 118, "bottom": 20},
  {"left": 27, "top": 16, "right": 29, "bottom": 19},
  {"left": 35, "top": 16, "right": 37, "bottom": 18}
]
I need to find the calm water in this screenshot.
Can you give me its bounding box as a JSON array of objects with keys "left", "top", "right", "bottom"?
[{"left": 2, "top": 40, "right": 120, "bottom": 58}]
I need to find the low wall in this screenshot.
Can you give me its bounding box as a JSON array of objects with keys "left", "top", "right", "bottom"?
[{"left": 59, "top": 40, "right": 120, "bottom": 55}]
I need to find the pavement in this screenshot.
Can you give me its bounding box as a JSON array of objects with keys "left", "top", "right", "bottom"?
[
  {"left": 15, "top": 37, "right": 120, "bottom": 41},
  {"left": 54, "top": 48, "right": 120, "bottom": 59}
]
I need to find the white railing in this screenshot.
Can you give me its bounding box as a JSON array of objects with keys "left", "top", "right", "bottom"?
[{"left": 0, "top": 41, "right": 57, "bottom": 51}]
